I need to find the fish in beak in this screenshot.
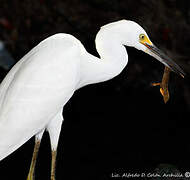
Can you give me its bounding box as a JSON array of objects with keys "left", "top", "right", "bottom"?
[{"left": 139, "top": 34, "right": 185, "bottom": 78}]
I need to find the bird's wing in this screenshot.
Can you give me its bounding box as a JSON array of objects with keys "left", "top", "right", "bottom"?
[
  {"left": 0, "top": 34, "right": 82, "bottom": 160},
  {"left": 0, "top": 48, "right": 33, "bottom": 106}
]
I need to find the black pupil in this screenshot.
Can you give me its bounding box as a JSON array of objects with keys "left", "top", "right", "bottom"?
[{"left": 141, "top": 35, "right": 144, "bottom": 39}]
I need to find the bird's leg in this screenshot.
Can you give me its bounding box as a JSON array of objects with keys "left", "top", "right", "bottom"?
[
  {"left": 152, "top": 66, "right": 171, "bottom": 103},
  {"left": 47, "top": 112, "right": 63, "bottom": 180},
  {"left": 27, "top": 130, "right": 44, "bottom": 180},
  {"left": 27, "top": 140, "right": 41, "bottom": 180},
  {"left": 51, "top": 150, "right": 57, "bottom": 180}
]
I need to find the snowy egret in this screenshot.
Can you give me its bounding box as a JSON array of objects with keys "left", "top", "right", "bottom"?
[{"left": 0, "top": 20, "right": 185, "bottom": 180}]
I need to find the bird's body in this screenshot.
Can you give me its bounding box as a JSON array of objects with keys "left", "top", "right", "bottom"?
[
  {"left": 0, "top": 20, "right": 185, "bottom": 179},
  {"left": 0, "top": 29, "right": 128, "bottom": 160},
  {"left": 0, "top": 34, "right": 86, "bottom": 159}
]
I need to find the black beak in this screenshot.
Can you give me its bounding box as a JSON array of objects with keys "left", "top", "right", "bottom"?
[{"left": 145, "top": 43, "right": 185, "bottom": 78}]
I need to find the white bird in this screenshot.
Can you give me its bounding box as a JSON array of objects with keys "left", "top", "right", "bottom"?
[{"left": 0, "top": 20, "right": 185, "bottom": 180}]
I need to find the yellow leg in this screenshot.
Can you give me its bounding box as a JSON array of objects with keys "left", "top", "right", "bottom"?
[
  {"left": 51, "top": 150, "right": 57, "bottom": 180},
  {"left": 27, "top": 140, "right": 41, "bottom": 180}
]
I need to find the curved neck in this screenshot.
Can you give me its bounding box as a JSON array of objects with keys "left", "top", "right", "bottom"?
[{"left": 77, "top": 29, "right": 128, "bottom": 88}]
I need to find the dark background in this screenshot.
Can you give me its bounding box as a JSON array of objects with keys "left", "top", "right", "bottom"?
[{"left": 0, "top": 0, "right": 190, "bottom": 179}]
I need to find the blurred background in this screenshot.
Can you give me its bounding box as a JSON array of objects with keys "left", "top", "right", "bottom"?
[{"left": 0, "top": 0, "right": 190, "bottom": 179}]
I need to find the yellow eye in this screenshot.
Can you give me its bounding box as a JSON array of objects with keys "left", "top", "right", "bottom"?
[
  {"left": 139, "top": 33, "right": 153, "bottom": 45},
  {"left": 139, "top": 34, "right": 145, "bottom": 40}
]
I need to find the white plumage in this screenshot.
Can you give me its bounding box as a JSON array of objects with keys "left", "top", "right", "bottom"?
[
  {"left": 0, "top": 20, "right": 184, "bottom": 179},
  {"left": 0, "top": 34, "right": 82, "bottom": 159}
]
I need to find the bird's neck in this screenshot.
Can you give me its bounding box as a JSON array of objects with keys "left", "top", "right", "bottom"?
[{"left": 77, "top": 30, "right": 128, "bottom": 88}]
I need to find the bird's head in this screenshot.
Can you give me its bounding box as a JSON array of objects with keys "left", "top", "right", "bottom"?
[{"left": 102, "top": 20, "right": 185, "bottom": 77}]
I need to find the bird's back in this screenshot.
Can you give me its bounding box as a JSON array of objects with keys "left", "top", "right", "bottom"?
[{"left": 0, "top": 33, "right": 84, "bottom": 160}]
